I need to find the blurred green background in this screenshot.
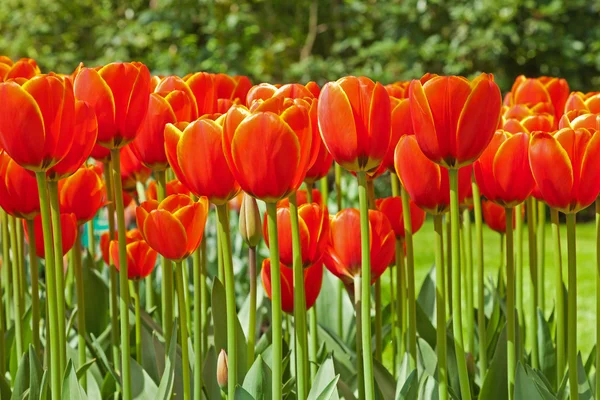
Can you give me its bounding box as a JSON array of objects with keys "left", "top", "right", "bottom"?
[{"left": 2, "top": 0, "right": 600, "bottom": 91}]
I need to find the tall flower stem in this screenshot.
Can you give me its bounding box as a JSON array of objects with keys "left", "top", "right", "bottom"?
[
  {"left": 305, "top": 187, "right": 318, "bottom": 380},
  {"left": 448, "top": 168, "right": 471, "bottom": 400},
  {"left": 175, "top": 260, "right": 191, "bottom": 400},
  {"left": 354, "top": 275, "right": 365, "bottom": 400},
  {"left": 266, "top": 202, "right": 283, "bottom": 399},
  {"left": 434, "top": 214, "right": 448, "bottom": 400},
  {"left": 9, "top": 216, "right": 23, "bottom": 357},
  {"left": 596, "top": 199, "right": 600, "bottom": 399},
  {"left": 103, "top": 160, "right": 120, "bottom": 370},
  {"left": 136, "top": 181, "right": 153, "bottom": 313},
  {"left": 445, "top": 216, "right": 453, "bottom": 314},
  {"left": 335, "top": 164, "right": 344, "bottom": 341},
  {"left": 390, "top": 173, "right": 399, "bottom": 375},
  {"left": 505, "top": 207, "right": 516, "bottom": 400},
  {"left": 395, "top": 238, "right": 406, "bottom": 364},
  {"left": 16, "top": 221, "right": 25, "bottom": 307},
  {"left": 357, "top": 171, "right": 375, "bottom": 399},
  {"left": 130, "top": 280, "right": 142, "bottom": 364},
  {"left": 110, "top": 148, "right": 132, "bottom": 400},
  {"left": 156, "top": 170, "right": 174, "bottom": 347},
  {"left": 537, "top": 201, "right": 546, "bottom": 313},
  {"left": 247, "top": 246, "right": 257, "bottom": 369},
  {"left": 0, "top": 236, "right": 3, "bottom": 378},
  {"left": 526, "top": 197, "right": 539, "bottom": 368},
  {"left": 193, "top": 242, "right": 204, "bottom": 400},
  {"left": 217, "top": 204, "right": 237, "bottom": 396},
  {"left": 401, "top": 185, "right": 417, "bottom": 370},
  {"left": 87, "top": 219, "right": 96, "bottom": 260},
  {"left": 48, "top": 180, "right": 67, "bottom": 372},
  {"left": 1, "top": 210, "right": 11, "bottom": 331},
  {"left": 335, "top": 163, "right": 343, "bottom": 212},
  {"left": 367, "top": 181, "right": 382, "bottom": 363},
  {"left": 565, "top": 212, "right": 577, "bottom": 400},
  {"left": 289, "top": 193, "right": 309, "bottom": 398},
  {"left": 472, "top": 183, "right": 487, "bottom": 374},
  {"left": 463, "top": 208, "right": 474, "bottom": 355},
  {"left": 201, "top": 238, "right": 208, "bottom": 355},
  {"left": 35, "top": 172, "right": 61, "bottom": 398},
  {"left": 515, "top": 204, "right": 524, "bottom": 361},
  {"left": 319, "top": 176, "right": 329, "bottom": 206},
  {"left": 73, "top": 230, "right": 87, "bottom": 389},
  {"left": 552, "top": 208, "right": 564, "bottom": 384}
]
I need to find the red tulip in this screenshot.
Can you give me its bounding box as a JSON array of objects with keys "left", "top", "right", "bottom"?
[
  {"left": 385, "top": 82, "right": 409, "bottom": 99},
  {"left": 473, "top": 131, "right": 534, "bottom": 208},
  {"left": 223, "top": 97, "right": 313, "bottom": 202},
  {"left": 73, "top": 62, "right": 151, "bottom": 149},
  {"left": 59, "top": 166, "right": 107, "bottom": 224},
  {"left": 214, "top": 74, "right": 252, "bottom": 106},
  {"left": 394, "top": 135, "right": 472, "bottom": 214},
  {"left": 375, "top": 196, "right": 425, "bottom": 238},
  {"left": 261, "top": 259, "right": 323, "bottom": 314},
  {"left": 2, "top": 58, "right": 40, "bottom": 81},
  {"left": 136, "top": 194, "right": 209, "bottom": 261},
  {"left": 501, "top": 104, "right": 554, "bottom": 134},
  {"left": 508, "top": 75, "right": 569, "bottom": 126},
  {"left": 564, "top": 92, "right": 600, "bottom": 114},
  {"left": 120, "top": 144, "right": 151, "bottom": 192},
  {"left": 146, "top": 179, "right": 190, "bottom": 201},
  {"left": 529, "top": 128, "right": 600, "bottom": 213},
  {"left": 305, "top": 82, "right": 321, "bottom": 98},
  {"left": 0, "top": 74, "right": 76, "bottom": 171},
  {"left": 318, "top": 76, "right": 391, "bottom": 172},
  {"left": 165, "top": 119, "right": 240, "bottom": 205},
  {"left": 100, "top": 228, "right": 143, "bottom": 266},
  {"left": 25, "top": 212, "right": 77, "bottom": 259},
  {"left": 323, "top": 208, "right": 395, "bottom": 285},
  {"left": 131, "top": 78, "right": 197, "bottom": 170},
  {"left": 559, "top": 110, "right": 600, "bottom": 131},
  {"left": 380, "top": 97, "right": 413, "bottom": 172},
  {"left": 482, "top": 200, "right": 522, "bottom": 234},
  {"left": 185, "top": 72, "right": 217, "bottom": 116},
  {"left": 0, "top": 152, "right": 39, "bottom": 219},
  {"left": 409, "top": 74, "right": 502, "bottom": 168},
  {"left": 109, "top": 233, "right": 157, "bottom": 280},
  {"left": 47, "top": 100, "right": 98, "bottom": 180},
  {"left": 262, "top": 202, "right": 329, "bottom": 267},
  {"left": 246, "top": 83, "right": 278, "bottom": 105},
  {"left": 90, "top": 144, "right": 111, "bottom": 163}
]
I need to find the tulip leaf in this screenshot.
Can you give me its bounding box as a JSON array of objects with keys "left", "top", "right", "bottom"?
[
  {"left": 479, "top": 323, "right": 508, "bottom": 400},
  {"left": 83, "top": 255, "right": 110, "bottom": 337},
  {"left": 131, "top": 356, "right": 159, "bottom": 399},
  {"left": 100, "top": 372, "right": 117, "bottom": 400},
  {"left": 307, "top": 354, "right": 339, "bottom": 400},
  {"left": 417, "top": 337, "right": 438, "bottom": 377},
  {"left": 157, "top": 322, "right": 178, "bottom": 400},
  {"left": 416, "top": 266, "right": 436, "bottom": 324},
  {"left": 537, "top": 308, "right": 556, "bottom": 388},
  {"left": 203, "top": 346, "right": 222, "bottom": 400},
  {"left": 29, "top": 345, "right": 43, "bottom": 400},
  {"left": 577, "top": 352, "right": 593, "bottom": 400},
  {"left": 11, "top": 350, "right": 29, "bottom": 400},
  {"left": 418, "top": 375, "right": 440, "bottom": 400},
  {"left": 415, "top": 301, "right": 437, "bottom": 349},
  {"left": 243, "top": 355, "right": 272, "bottom": 400},
  {"left": 76, "top": 359, "right": 97, "bottom": 380},
  {"left": 89, "top": 333, "right": 121, "bottom": 386},
  {"left": 395, "top": 369, "right": 418, "bottom": 400},
  {"left": 316, "top": 271, "right": 355, "bottom": 345},
  {"left": 373, "top": 358, "right": 395, "bottom": 400},
  {"left": 61, "top": 360, "right": 88, "bottom": 400},
  {"left": 235, "top": 386, "right": 256, "bottom": 400},
  {"left": 514, "top": 362, "right": 556, "bottom": 400},
  {"left": 0, "top": 375, "right": 12, "bottom": 400}
]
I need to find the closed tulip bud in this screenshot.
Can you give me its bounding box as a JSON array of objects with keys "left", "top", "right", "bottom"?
[
  {"left": 25, "top": 213, "right": 77, "bottom": 259},
  {"left": 239, "top": 194, "right": 262, "bottom": 248},
  {"left": 217, "top": 349, "right": 229, "bottom": 390}
]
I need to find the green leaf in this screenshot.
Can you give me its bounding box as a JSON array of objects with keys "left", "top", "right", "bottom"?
[
  {"left": 415, "top": 301, "right": 437, "bottom": 348},
  {"left": 131, "top": 357, "right": 159, "bottom": 399},
  {"left": 416, "top": 266, "right": 436, "bottom": 324},
  {"left": 316, "top": 272, "right": 355, "bottom": 345},
  {"left": 100, "top": 372, "right": 117, "bottom": 400},
  {"left": 307, "top": 354, "right": 339, "bottom": 400},
  {"left": 76, "top": 359, "right": 97, "bottom": 380},
  {"left": 418, "top": 375, "right": 439, "bottom": 400},
  {"left": 235, "top": 385, "right": 256, "bottom": 400},
  {"left": 61, "top": 360, "right": 88, "bottom": 400},
  {"left": 156, "top": 322, "right": 178, "bottom": 400},
  {"left": 203, "top": 346, "right": 222, "bottom": 400},
  {"left": 85, "top": 371, "right": 102, "bottom": 400},
  {"left": 11, "top": 351, "right": 30, "bottom": 400},
  {"left": 89, "top": 333, "right": 120, "bottom": 386},
  {"left": 417, "top": 337, "right": 437, "bottom": 377},
  {"left": 39, "top": 370, "right": 49, "bottom": 400},
  {"left": 537, "top": 309, "right": 556, "bottom": 388},
  {"left": 243, "top": 355, "right": 272, "bottom": 400},
  {"left": 29, "top": 345, "right": 44, "bottom": 400},
  {"left": 373, "top": 358, "right": 395, "bottom": 400},
  {"left": 0, "top": 375, "right": 12, "bottom": 400},
  {"left": 577, "top": 352, "right": 593, "bottom": 400},
  {"left": 514, "top": 363, "right": 547, "bottom": 400},
  {"left": 395, "top": 369, "right": 418, "bottom": 400},
  {"left": 83, "top": 255, "right": 110, "bottom": 337},
  {"left": 479, "top": 323, "right": 508, "bottom": 400}
]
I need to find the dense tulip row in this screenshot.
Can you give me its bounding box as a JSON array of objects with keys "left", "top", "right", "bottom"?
[{"left": 0, "top": 55, "right": 597, "bottom": 400}]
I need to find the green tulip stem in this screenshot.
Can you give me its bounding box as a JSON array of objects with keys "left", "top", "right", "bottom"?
[
  {"left": 156, "top": 169, "right": 174, "bottom": 348},
  {"left": 87, "top": 218, "right": 96, "bottom": 260},
  {"left": 537, "top": 201, "right": 546, "bottom": 313},
  {"left": 9, "top": 216, "right": 23, "bottom": 357},
  {"left": 73, "top": 229, "right": 87, "bottom": 389},
  {"left": 35, "top": 171, "right": 61, "bottom": 398},
  {"left": 193, "top": 242, "right": 204, "bottom": 400},
  {"left": 505, "top": 207, "right": 516, "bottom": 400},
  {"left": 472, "top": 182, "right": 487, "bottom": 374},
  {"left": 433, "top": 214, "right": 448, "bottom": 400},
  {"left": 247, "top": 246, "right": 257, "bottom": 370},
  {"left": 357, "top": 171, "right": 375, "bottom": 399},
  {"left": 566, "top": 212, "right": 578, "bottom": 400},
  {"left": 354, "top": 274, "right": 365, "bottom": 400},
  {"left": 401, "top": 184, "right": 417, "bottom": 370},
  {"left": 515, "top": 203, "right": 524, "bottom": 361},
  {"left": 1, "top": 210, "right": 10, "bottom": 335},
  {"left": 463, "top": 207, "right": 474, "bottom": 355},
  {"left": 596, "top": 199, "right": 600, "bottom": 399},
  {"left": 48, "top": 180, "right": 67, "bottom": 372},
  {"left": 175, "top": 260, "right": 191, "bottom": 400},
  {"left": 448, "top": 168, "right": 471, "bottom": 400},
  {"left": 129, "top": 280, "right": 142, "bottom": 364},
  {"left": 111, "top": 148, "right": 132, "bottom": 400},
  {"left": 395, "top": 237, "right": 406, "bottom": 363},
  {"left": 306, "top": 186, "right": 319, "bottom": 380},
  {"left": 552, "top": 208, "right": 565, "bottom": 384},
  {"left": 266, "top": 202, "right": 283, "bottom": 399},
  {"left": 526, "top": 197, "right": 539, "bottom": 368}
]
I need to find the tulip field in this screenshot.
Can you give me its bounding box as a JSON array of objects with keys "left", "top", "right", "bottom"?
[{"left": 1, "top": 57, "right": 600, "bottom": 400}]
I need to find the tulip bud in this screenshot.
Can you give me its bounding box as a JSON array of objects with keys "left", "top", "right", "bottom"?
[
  {"left": 239, "top": 194, "right": 262, "bottom": 248},
  {"left": 217, "top": 349, "right": 228, "bottom": 390}
]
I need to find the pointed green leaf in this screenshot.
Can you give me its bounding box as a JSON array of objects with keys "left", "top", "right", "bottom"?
[
  {"left": 479, "top": 323, "right": 508, "bottom": 400},
  {"left": 61, "top": 360, "right": 88, "bottom": 400},
  {"left": 537, "top": 309, "right": 556, "bottom": 388},
  {"left": 131, "top": 357, "right": 159, "bottom": 399},
  {"left": 308, "top": 354, "right": 339, "bottom": 400},
  {"left": 395, "top": 369, "right": 418, "bottom": 400},
  {"left": 242, "top": 355, "right": 272, "bottom": 400},
  {"left": 157, "top": 322, "right": 178, "bottom": 400},
  {"left": 29, "top": 345, "right": 43, "bottom": 400},
  {"left": 373, "top": 358, "right": 395, "bottom": 400},
  {"left": 11, "top": 351, "right": 30, "bottom": 400}
]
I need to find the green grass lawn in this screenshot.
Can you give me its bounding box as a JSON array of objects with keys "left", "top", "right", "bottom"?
[{"left": 404, "top": 217, "right": 597, "bottom": 355}]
